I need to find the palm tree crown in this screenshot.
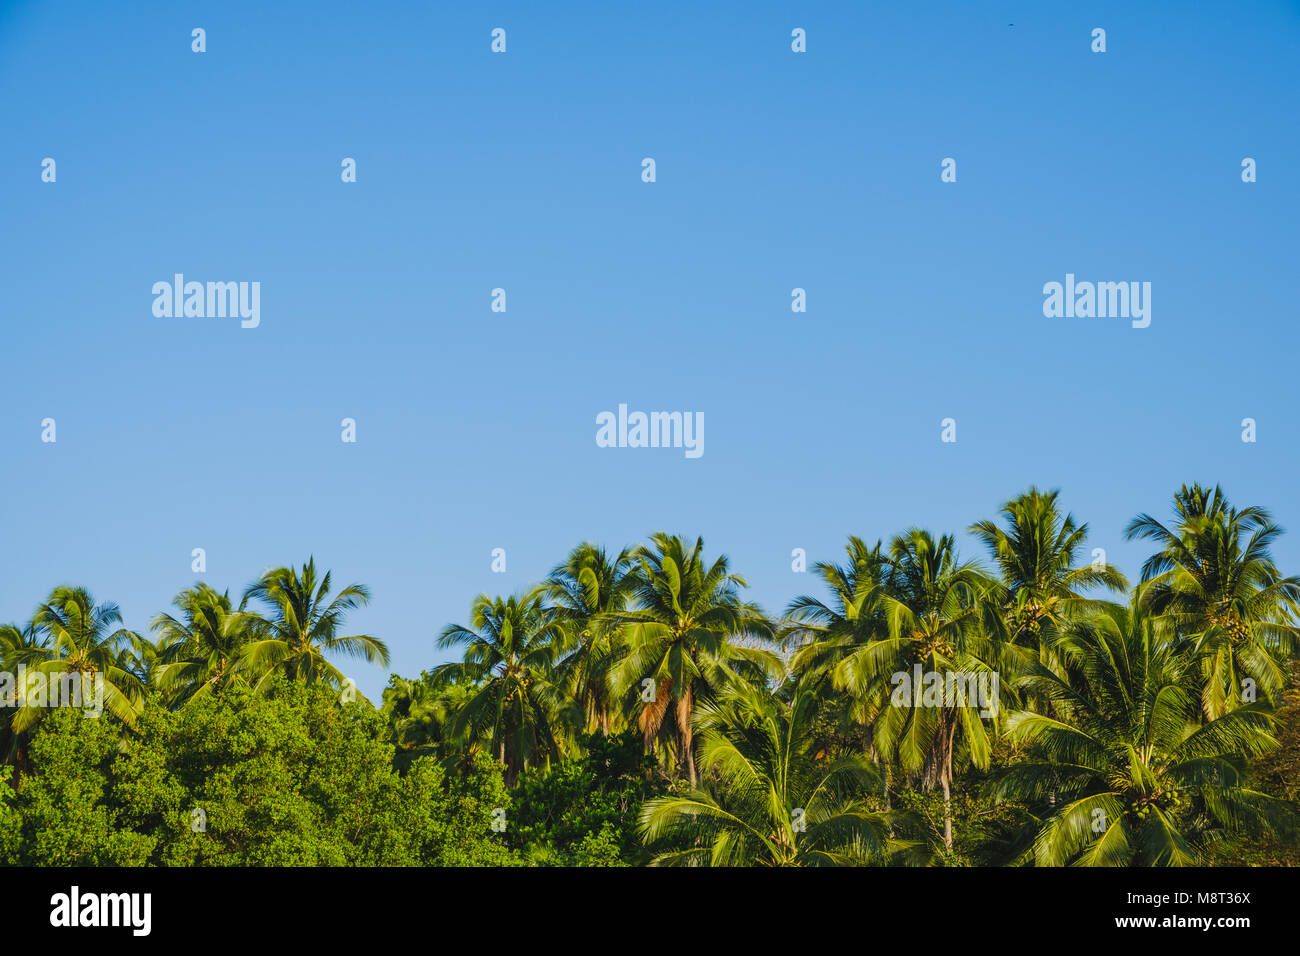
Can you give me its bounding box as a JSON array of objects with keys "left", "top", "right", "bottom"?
[
  {"left": 610, "top": 533, "right": 777, "bottom": 785},
  {"left": 241, "top": 558, "right": 389, "bottom": 696},
  {"left": 151, "top": 583, "right": 260, "bottom": 705},
  {"left": 640, "top": 679, "right": 899, "bottom": 866},
  {"left": 434, "top": 589, "right": 573, "bottom": 785},
  {"left": 1126, "top": 483, "right": 1300, "bottom": 717},
  {"left": 997, "top": 597, "right": 1295, "bottom": 865}
]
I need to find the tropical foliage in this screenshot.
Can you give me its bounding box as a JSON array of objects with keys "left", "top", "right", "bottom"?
[{"left": 2, "top": 483, "right": 1298, "bottom": 867}]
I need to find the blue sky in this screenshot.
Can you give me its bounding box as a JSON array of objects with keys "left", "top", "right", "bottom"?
[{"left": 2, "top": 1, "right": 1298, "bottom": 699}]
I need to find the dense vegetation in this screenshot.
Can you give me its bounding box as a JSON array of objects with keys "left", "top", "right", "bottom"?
[{"left": 2, "top": 484, "right": 1298, "bottom": 866}]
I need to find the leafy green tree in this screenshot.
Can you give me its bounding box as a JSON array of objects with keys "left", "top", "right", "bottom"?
[
  {"left": 397, "top": 752, "right": 522, "bottom": 866},
  {"left": 435, "top": 590, "right": 574, "bottom": 785},
  {"left": 1, "top": 707, "right": 154, "bottom": 864},
  {"left": 508, "top": 730, "right": 663, "bottom": 865},
  {"left": 610, "top": 533, "right": 777, "bottom": 785},
  {"left": 0, "top": 680, "right": 521, "bottom": 867},
  {"left": 640, "top": 679, "right": 902, "bottom": 866},
  {"left": 1126, "top": 484, "right": 1300, "bottom": 718},
  {"left": 241, "top": 558, "right": 389, "bottom": 697},
  {"left": 994, "top": 599, "right": 1297, "bottom": 866},
  {"left": 0, "top": 779, "right": 18, "bottom": 861}
]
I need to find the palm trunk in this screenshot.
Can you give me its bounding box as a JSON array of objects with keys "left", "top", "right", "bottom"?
[
  {"left": 676, "top": 686, "right": 696, "bottom": 786},
  {"left": 941, "top": 777, "right": 953, "bottom": 852},
  {"left": 883, "top": 762, "right": 894, "bottom": 838},
  {"left": 940, "top": 708, "right": 958, "bottom": 852},
  {"left": 11, "top": 742, "right": 28, "bottom": 791},
  {"left": 641, "top": 678, "right": 672, "bottom": 777}
]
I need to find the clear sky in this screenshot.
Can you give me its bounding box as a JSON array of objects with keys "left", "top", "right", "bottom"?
[{"left": 2, "top": 1, "right": 1298, "bottom": 699}]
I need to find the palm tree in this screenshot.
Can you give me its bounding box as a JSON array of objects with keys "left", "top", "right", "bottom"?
[
  {"left": 829, "top": 530, "right": 1001, "bottom": 853},
  {"left": 971, "top": 487, "right": 1127, "bottom": 654},
  {"left": 639, "top": 678, "right": 903, "bottom": 865},
  {"left": 116, "top": 631, "right": 163, "bottom": 693},
  {"left": 543, "top": 543, "right": 636, "bottom": 735},
  {"left": 0, "top": 619, "right": 48, "bottom": 780},
  {"left": 240, "top": 558, "right": 389, "bottom": 697},
  {"left": 1126, "top": 484, "right": 1300, "bottom": 717},
  {"left": 785, "top": 536, "right": 891, "bottom": 678},
  {"left": 0, "top": 620, "right": 46, "bottom": 668},
  {"left": 784, "top": 538, "right": 895, "bottom": 803},
  {"left": 609, "top": 533, "right": 777, "bottom": 786},
  {"left": 380, "top": 670, "right": 480, "bottom": 770},
  {"left": 434, "top": 589, "right": 573, "bottom": 785},
  {"left": 15, "top": 586, "right": 148, "bottom": 731},
  {"left": 151, "top": 584, "right": 260, "bottom": 705},
  {"left": 994, "top": 598, "right": 1296, "bottom": 865}
]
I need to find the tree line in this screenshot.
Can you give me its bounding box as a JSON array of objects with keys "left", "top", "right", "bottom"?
[{"left": 3, "top": 483, "right": 1298, "bottom": 866}]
